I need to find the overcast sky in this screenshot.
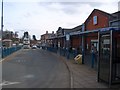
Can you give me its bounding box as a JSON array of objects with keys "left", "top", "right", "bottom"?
[{"left": 0, "top": 0, "right": 119, "bottom": 39}]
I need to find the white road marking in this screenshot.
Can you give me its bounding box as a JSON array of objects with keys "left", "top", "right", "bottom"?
[
  {"left": 0, "top": 80, "right": 20, "bottom": 86},
  {"left": 0, "top": 59, "right": 4, "bottom": 63}
]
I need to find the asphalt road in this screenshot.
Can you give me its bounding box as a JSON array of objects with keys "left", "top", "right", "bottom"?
[{"left": 2, "top": 49, "right": 70, "bottom": 88}]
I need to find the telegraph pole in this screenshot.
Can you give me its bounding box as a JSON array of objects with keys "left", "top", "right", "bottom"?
[{"left": 0, "top": 0, "right": 3, "bottom": 60}]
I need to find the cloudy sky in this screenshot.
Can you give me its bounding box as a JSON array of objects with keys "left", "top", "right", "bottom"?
[{"left": 0, "top": 0, "right": 119, "bottom": 39}]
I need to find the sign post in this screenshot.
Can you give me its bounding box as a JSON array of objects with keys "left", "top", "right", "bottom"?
[
  {"left": 82, "top": 24, "right": 85, "bottom": 64},
  {"left": 66, "top": 34, "right": 70, "bottom": 59}
]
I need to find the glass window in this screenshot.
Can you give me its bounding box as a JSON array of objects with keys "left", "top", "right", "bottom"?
[{"left": 93, "top": 16, "right": 98, "bottom": 25}]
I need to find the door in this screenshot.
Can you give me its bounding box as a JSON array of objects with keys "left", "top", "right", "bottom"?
[
  {"left": 112, "top": 31, "right": 120, "bottom": 84},
  {"left": 99, "top": 33, "right": 111, "bottom": 83}
]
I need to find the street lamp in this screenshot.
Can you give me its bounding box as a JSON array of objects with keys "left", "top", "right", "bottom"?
[
  {"left": 0, "top": 1, "right": 3, "bottom": 89},
  {"left": 0, "top": 0, "right": 3, "bottom": 60}
]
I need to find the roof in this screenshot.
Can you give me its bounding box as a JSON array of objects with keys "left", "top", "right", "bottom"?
[
  {"left": 58, "top": 24, "right": 82, "bottom": 34},
  {"left": 84, "top": 9, "right": 115, "bottom": 24},
  {"left": 111, "top": 11, "right": 120, "bottom": 20},
  {"left": 47, "top": 27, "right": 120, "bottom": 39},
  {"left": 70, "top": 27, "right": 120, "bottom": 36},
  {"left": 112, "top": 11, "right": 120, "bottom": 16},
  {"left": 71, "top": 24, "right": 82, "bottom": 31},
  {"left": 41, "top": 33, "right": 53, "bottom": 36}
]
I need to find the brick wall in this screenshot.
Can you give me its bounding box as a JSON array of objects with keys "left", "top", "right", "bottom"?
[
  {"left": 86, "top": 10, "right": 109, "bottom": 31},
  {"left": 71, "top": 36, "right": 81, "bottom": 48},
  {"left": 84, "top": 10, "right": 110, "bottom": 53}
]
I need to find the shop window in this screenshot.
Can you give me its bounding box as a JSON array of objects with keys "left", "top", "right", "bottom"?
[{"left": 91, "top": 39, "right": 98, "bottom": 51}]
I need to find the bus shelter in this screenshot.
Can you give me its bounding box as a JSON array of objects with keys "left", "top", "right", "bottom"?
[{"left": 98, "top": 27, "right": 120, "bottom": 87}]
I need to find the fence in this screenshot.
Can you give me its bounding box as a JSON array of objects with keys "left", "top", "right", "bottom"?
[
  {"left": 2, "top": 46, "right": 22, "bottom": 58},
  {"left": 42, "top": 46, "right": 79, "bottom": 60},
  {"left": 42, "top": 46, "right": 98, "bottom": 69}
]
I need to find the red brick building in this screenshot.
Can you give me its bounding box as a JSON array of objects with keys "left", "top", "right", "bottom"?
[
  {"left": 46, "top": 9, "right": 119, "bottom": 53},
  {"left": 85, "top": 9, "right": 115, "bottom": 30},
  {"left": 55, "top": 26, "right": 82, "bottom": 49},
  {"left": 45, "top": 9, "right": 120, "bottom": 86},
  {"left": 40, "top": 31, "right": 55, "bottom": 47},
  {"left": 69, "top": 25, "right": 82, "bottom": 48},
  {"left": 84, "top": 9, "right": 116, "bottom": 53}
]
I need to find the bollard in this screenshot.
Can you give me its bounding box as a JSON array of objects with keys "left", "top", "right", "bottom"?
[
  {"left": 66, "top": 48, "right": 69, "bottom": 59},
  {"left": 91, "top": 53, "right": 95, "bottom": 68}
]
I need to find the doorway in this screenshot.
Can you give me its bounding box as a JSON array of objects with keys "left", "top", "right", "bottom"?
[
  {"left": 98, "top": 29, "right": 120, "bottom": 87},
  {"left": 112, "top": 31, "right": 120, "bottom": 84},
  {"left": 99, "top": 33, "right": 111, "bottom": 83}
]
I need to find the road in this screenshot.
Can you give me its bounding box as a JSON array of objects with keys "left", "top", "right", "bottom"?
[{"left": 2, "top": 49, "right": 70, "bottom": 88}]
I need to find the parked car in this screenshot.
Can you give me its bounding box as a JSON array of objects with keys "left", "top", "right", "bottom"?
[
  {"left": 23, "top": 45, "right": 30, "bottom": 49},
  {"left": 32, "top": 45, "right": 37, "bottom": 49}
]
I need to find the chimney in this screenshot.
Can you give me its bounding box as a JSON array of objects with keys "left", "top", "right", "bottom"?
[
  {"left": 46, "top": 31, "right": 48, "bottom": 34},
  {"left": 52, "top": 31, "right": 54, "bottom": 34}
]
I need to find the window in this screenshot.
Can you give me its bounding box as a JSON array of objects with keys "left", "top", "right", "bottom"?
[{"left": 93, "top": 16, "right": 97, "bottom": 25}]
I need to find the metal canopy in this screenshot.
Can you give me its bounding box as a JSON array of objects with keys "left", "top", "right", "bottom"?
[
  {"left": 47, "top": 27, "right": 120, "bottom": 40},
  {"left": 70, "top": 27, "right": 120, "bottom": 36}
]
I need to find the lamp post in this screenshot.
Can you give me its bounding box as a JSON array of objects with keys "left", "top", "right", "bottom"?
[
  {"left": 0, "top": 1, "right": 3, "bottom": 89},
  {"left": 0, "top": 0, "right": 3, "bottom": 60}
]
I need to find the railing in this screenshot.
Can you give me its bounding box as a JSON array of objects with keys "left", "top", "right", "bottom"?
[
  {"left": 42, "top": 46, "right": 80, "bottom": 60},
  {"left": 2, "top": 46, "right": 22, "bottom": 58}
]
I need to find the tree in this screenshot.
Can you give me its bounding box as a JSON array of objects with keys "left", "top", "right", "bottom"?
[
  {"left": 24, "top": 32, "right": 29, "bottom": 38},
  {"left": 3, "top": 30, "right": 14, "bottom": 39},
  {"left": 15, "top": 32, "right": 18, "bottom": 38},
  {"left": 33, "top": 35, "right": 37, "bottom": 41}
]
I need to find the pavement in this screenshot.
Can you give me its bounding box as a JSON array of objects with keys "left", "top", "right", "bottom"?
[
  {"left": 51, "top": 51, "right": 109, "bottom": 88},
  {"left": 58, "top": 55, "right": 120, "bottom": 88},
  {"left": 64, "top": 59, "right": 108, "bottom": 88}
]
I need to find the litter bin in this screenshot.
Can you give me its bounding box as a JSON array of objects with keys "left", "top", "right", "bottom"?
[{"left": 74, "top": 54, "right": 82, "bottom": 64}]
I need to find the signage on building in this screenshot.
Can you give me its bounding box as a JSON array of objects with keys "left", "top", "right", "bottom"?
[
  {"left": 58, "top": 42, "right": 60, "bottom": 47},
  {"left": 66, "top": 34, "right": 70, "bottom": 41},
  {"left": 103, "top": 39, "right": 110, "bottom": 44},
  {"left": 82, "top": 24, "right": 85, "bottom": 32}
]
